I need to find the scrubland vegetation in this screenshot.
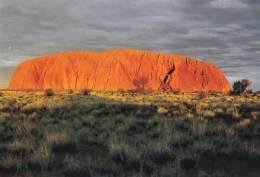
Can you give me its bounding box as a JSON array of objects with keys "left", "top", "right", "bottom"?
[{"left": 0, "top": 90, "right": 259, "bottom": 177}]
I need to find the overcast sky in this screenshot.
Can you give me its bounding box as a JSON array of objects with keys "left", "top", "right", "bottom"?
[{"left": 0, "top": 0, "right": 259, "bottom": 90}]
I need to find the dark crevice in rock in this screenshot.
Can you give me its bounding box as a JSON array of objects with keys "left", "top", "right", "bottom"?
[
  {"left": 185, "top": 57, "right": 191, "bottom": 66},
  {"left": 161, "top": 64, "right": 175, "bottom": 91},
  {"left": 163, "top": 64, "right": 175, "bottom": 84},
  {"left": 135, "top": 53, "right": 145, "bottom": 78},
  {"left": 167, "top": 65, "right": 175, "bottom": 75},
  {"left": 163, "top": 75, "right": 169, "bottom": 84},
  {"left": 201, "top": 70, "right": 204, "bottom": 76}
]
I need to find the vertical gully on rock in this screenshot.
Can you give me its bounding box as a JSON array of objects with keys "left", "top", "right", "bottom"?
[
  {"left": 161, "top": 64, "right": 175, "bottom": 90},
  {"left": 68, "top": 58, "right": 79, "bottom": 90}
]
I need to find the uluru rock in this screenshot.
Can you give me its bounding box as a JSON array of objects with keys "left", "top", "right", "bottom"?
[{"left": 8, "top": 49, "right": 230, "bottom": 92}]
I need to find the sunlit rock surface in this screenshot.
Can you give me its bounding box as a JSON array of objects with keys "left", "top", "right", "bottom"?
[{"left": 9, "top": 49, "right": 230, "bottom": 92}]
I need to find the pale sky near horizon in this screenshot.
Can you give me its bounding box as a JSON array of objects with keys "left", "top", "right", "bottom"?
[{"left": 0, "top": 0, "right": 259, "bottom": 90}]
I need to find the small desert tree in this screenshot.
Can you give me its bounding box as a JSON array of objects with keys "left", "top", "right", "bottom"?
[
  {"left": 45, "top": 88, "right": 55, "bottom": 96},
  {"left": 232, "top": 79, "right": 252, "bottom": 94}
]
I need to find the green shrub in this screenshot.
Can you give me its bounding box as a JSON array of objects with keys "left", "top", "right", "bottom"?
[
  {"left": 45, "top": 89, "right": 54, "bottom": 96},
  {"left": 199, "top": 92, "right": 208, "bottom": 99},
  {"left": 82, "top": 89, "right": 91, "bottom": 95},
  {"left": 232, "top": 79, "right": 252, "bottom": 95}
]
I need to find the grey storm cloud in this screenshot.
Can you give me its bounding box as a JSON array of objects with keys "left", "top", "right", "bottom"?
[{"left": 0, "top": 0, "right": 259, "bottom": 90}]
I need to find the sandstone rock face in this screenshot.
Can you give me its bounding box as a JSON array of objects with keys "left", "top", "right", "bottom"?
[{"left": 8, "top": 49, "right": 230, "bottom": 92}]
